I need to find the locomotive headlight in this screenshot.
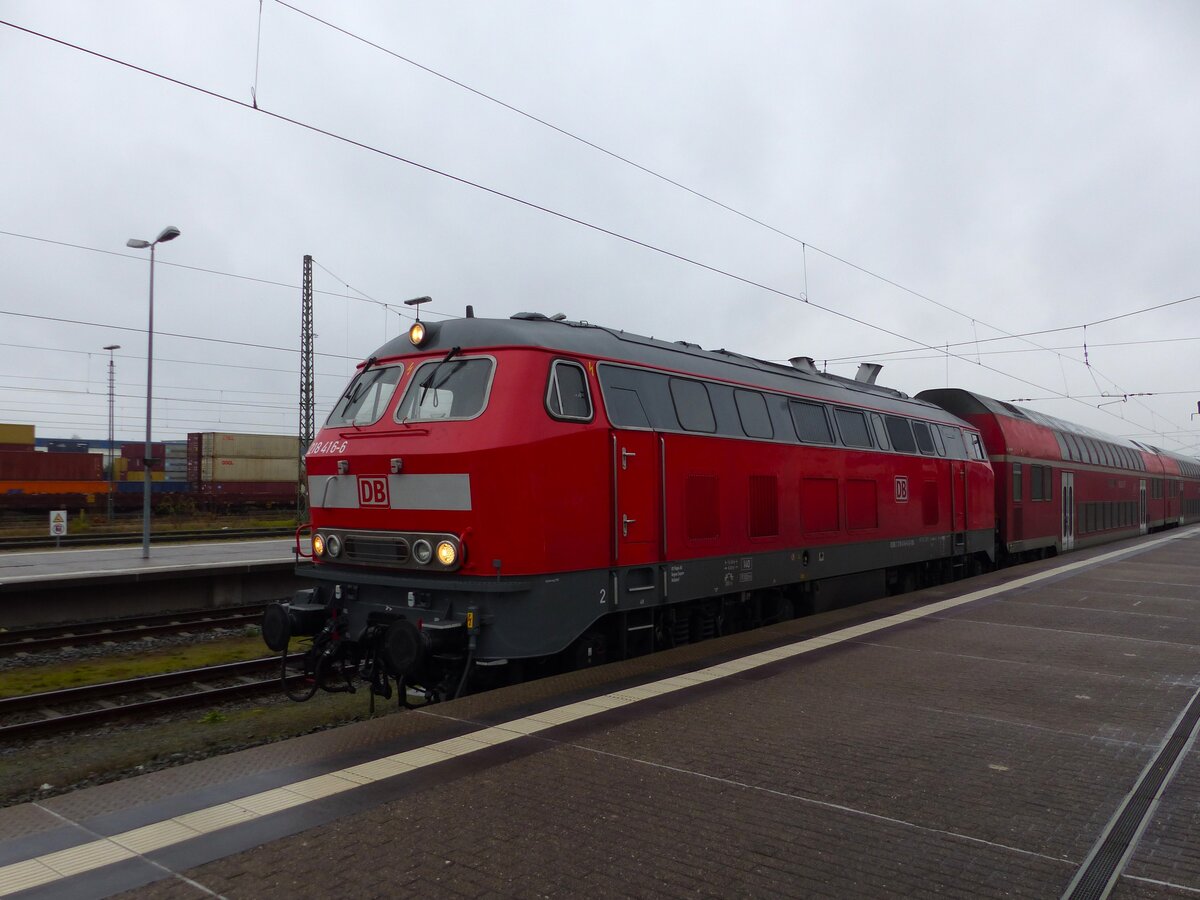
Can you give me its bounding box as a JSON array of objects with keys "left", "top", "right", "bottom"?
[
  {"left": 326, "top": 534, "right": 342, "bottom": 558},
  {"left": 435, "top": 540, "right": 457, "bottom": 566},
  {"left": 412, "top": 539, "right": 433, "bottom": 565},
  {"left": 408, "top": 322, "right": 427, "bottom": 346},
  {"left": 312, "top": 533, "right": 326, "bottom": 557}
]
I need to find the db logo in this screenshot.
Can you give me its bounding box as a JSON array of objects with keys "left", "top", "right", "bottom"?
[
  {"left": 894, "top": 476, "right": 909, "bottom": 503},
  {"left": 357, "top": 476, "right": 390, "bottom": 507}
]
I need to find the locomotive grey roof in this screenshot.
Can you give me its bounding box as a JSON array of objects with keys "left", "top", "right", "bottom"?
[{"left": 369, "top": 312, "right": 969, "bottom": 426}]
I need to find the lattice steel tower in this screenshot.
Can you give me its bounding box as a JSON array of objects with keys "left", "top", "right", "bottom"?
[{"left": 298, "top": 254, "right": 314, "bottom": 517}]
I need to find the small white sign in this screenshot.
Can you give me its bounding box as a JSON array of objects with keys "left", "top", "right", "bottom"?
[
  {"left": 894, "top": 477, "right": 909, "bottom": 503},
  {"left": 50, "top": 509, "right": 67, "bottom": 537}
]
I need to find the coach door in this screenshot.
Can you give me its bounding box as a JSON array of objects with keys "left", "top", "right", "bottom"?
[
  {"left": 612, "top": 431, "right": 661, "bottom": 567},
  {"left": 1139, "top": 479, "right": 1148, "bottom": 535},
  {"left": 1061, "top": 472, "right": 1075, "bottom": 551}
]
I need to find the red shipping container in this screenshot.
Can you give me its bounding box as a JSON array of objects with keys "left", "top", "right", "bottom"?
[
  {"left": 121, "top": 442, "right": 166, "bottom": 469},
  {"left": 0, "top": 450, "right": 102, "bottom": 481}
]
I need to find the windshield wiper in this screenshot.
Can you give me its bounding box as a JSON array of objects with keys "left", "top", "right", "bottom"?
[{"left": 417, "top": 346, "right": 462, "bottom": 409}]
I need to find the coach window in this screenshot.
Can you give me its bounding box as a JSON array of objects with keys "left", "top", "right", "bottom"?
[
  {"left": 545, "top": 360, "right": 592, "bottom": 421},
  {"left": 327, "top": 364, "right": 403, "bottom": 427},
  {"left": 834, "top": 408, "right": 873, "bottom": 449},
  {"left": 1053, "top": 431, "right": 1070, "bottom": 460},
  {"left": 912, "top": 421, "right": 936, "bottom": 455},
  {"left": 1012, "top": 463, "right": 1023, "bottom": 503},
  {"left": 884, "top": 416, "right": 917, "bottom": 453},
  {"left": 790, "top": 400, "right": 834, "bottom": 444},
  {"left": 669, "top": 378, "right": 716, "bottom": 433},
  {"left": 871, "top": 414, "right": 891, "bottom": 450},
  {"left": 734, "top": 390, "right": 774, "bottom": 439},
  {"left": 1031, "top": 465, "right": 1045, "bottom": 501},
  {"left": 1062, "top": 433, "right": 1080, "bottom": 462},
  {"left": 395, "top": 357, "right": 494, "bottom": 423}
]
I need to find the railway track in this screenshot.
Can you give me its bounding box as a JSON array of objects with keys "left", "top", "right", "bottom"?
[
  {"left": 0, "top": 656, "right": 300, "bottom": 740},
  {"left": 0, "top": 604, "right": 271, "bottom": 656},
  {"left": 0, "top": 526, "right": 294, "bottom": 551}
]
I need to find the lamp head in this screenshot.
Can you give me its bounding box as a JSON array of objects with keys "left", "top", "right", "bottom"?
[
  {"left": 126, "top": 239, "right": 151, "bottom": 249},
  {"left": 155, "top": 226, "right": 180, "bottom": 244},
  {"left": 103, "top": 344, "right": 120, "bottom": 351}
]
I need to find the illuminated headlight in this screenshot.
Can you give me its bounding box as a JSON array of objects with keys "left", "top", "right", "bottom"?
[
  {"left": 408, "top": 322, "right": 427, "bottom": 346},
  {"left": 325, "top": 534, "right": 342, "bottom": 558},
  {"left": 436, "top": 540, "right": 457, "bottom": 566},
  {"left": 312, "top": 533, "right": 326, "bottom": 557},
  {"left": 412, "top": 539, "right": 433, "bottom": 565}
]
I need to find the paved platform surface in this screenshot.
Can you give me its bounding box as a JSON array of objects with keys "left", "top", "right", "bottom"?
[
  {"left": 1, "top": 526, "right": 1197, "bottom": 898},
  {"left": 0, "top": 540, "right": 299, "bottom": 590}
]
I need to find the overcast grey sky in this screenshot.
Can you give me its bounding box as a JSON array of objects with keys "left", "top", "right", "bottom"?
[{"left": 1, "top": 1, "right": 1197, "bottom": 452}]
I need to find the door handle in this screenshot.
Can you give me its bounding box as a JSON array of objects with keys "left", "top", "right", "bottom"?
[
  {"left": 621, "top": 448, "right": 637, "bottom": 470},
  {"left": 622, "top": 514, "right": 636, "bottom": 537}
]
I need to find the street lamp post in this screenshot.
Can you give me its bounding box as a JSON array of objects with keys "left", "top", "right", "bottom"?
[
  {"left": 126, "top": 226, "right": 180, "bottom": 559},
  {"left": 103, "top": 344, "right": 120, "bottom": 522}
]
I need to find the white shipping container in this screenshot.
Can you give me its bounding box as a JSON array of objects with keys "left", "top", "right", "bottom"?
[
  {"left": 164, "top": 442, "right": 188, "bottom": 458},
  {"left": 199, "top": 456, "right": 300, "bottom": 482},
  {"left": 199, "top": 432, "right": 302, "bottom": 459}
]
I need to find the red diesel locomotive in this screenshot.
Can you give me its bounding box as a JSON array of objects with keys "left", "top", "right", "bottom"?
[{"left": 264, "top": 312, "right": 1000, "bottom": 702}]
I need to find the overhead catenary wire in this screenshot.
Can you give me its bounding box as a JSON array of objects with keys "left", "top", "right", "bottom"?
[
  {"left": 273, "top": 0, "right": 1189, "bottom": 412},
  {"left": 0, "top": 17, "right": 1193, "bottom": 450}
]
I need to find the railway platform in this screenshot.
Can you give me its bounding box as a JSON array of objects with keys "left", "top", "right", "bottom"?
[
  {"left": 1, "top": 526, "right": 1198, "bottom": 898},
  {"left": 0, "top": 540, "right": 304, "bottom": 626}
]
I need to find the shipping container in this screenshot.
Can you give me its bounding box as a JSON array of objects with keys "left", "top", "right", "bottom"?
[
  {"left": 0, "top": 450, "right": 103, "bottom": 481},
  {"left": 47, "top": 440, "right": 90, "bottom": 453},
  {"left": 196, "top": 432, "right": 302, "bottom": 459},
  {"left": 123, "top": 470, "right": 167, "bottom": 482},
  {"left": 0, "top": 424, "right": 35, "bottom": 445},
  {"left": 0, "top": 443, "right": 34, "bottom": 452},
  {"left": 120, "top": 441, "right": 165, "bottom": 465},
  {"left": 164, "top": 441, "right": 188, "bottom": 459},
  {"left": 199, "top": 456, "right": 299, "bottom": 482},
  {"left": 0, "top": 480, "right": 109, "bottom": 496}
]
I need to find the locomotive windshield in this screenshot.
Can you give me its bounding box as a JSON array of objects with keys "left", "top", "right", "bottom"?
[
  {"left": 395, "top": 356, "right": 494, "bottom": 422},
  {"left": 326, "top": 365, "right": 403, "bottom": 426}
]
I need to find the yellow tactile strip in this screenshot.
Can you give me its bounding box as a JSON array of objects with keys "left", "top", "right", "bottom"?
[{"left": 0, "top": 527, "right": 1194, "bottom": 898}]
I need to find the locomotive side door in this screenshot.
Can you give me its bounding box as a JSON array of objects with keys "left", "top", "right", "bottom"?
[
  {"left": 1062, "top": 471, "right": 1075, "bottom": 551},
  {"left": 949, "top": 459, "right": 967, "bottom": 547},
  {"left": 612, "top": 430, "right": 661, "bottom": 567}
]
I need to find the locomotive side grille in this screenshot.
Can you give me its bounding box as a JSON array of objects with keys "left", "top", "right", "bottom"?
[{"left": 344, "top": 535, "right": 411, "bottom": 564}]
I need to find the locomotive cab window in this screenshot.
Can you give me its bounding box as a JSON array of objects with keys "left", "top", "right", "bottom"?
[
  {"left": 669, "top": 378, "right": 716, "bottom": 433},
  {"left": 327, "top": 364, "right": 404, "bottom": 427},
  {"left": 834, "top": 408, "right": 872, "bottom": 449},
  {"left": 546, "top": 360, "right": 592, "bottom": 421},
  {"left": 967, "top": 432, "right": 986, "bottom": 460},
  {"left": 395, "top": 356, "right": 494, "bottom": 423}
]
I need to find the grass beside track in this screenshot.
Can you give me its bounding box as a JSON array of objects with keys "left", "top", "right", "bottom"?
[{"left": 0, "top": 635, "right": 290, "bottom": 698}]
